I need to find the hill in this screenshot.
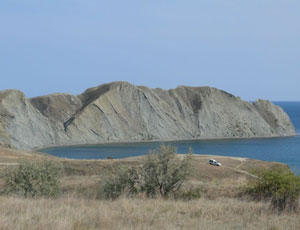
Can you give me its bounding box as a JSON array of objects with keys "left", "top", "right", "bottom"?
[{"left": 0, "top": 82, "right": 295, "bottom": 149}]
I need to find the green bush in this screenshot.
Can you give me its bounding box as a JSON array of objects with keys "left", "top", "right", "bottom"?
[
  {"left": 1, "top": 160, "right": 63, "bottom": 198},
  {"left": 141, "top": 145, "right": 192, "bottom": 198},
  {"left": 99, "top": 145, "right": 193, "bottom": 199},
  {"left": 245, "top": 167, "right": 300, "bottom": 212},
  {"left": 99, "top": 167, "right": 140, "bottom": 200}
]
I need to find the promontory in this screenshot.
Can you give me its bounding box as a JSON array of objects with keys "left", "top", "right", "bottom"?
[{"left": 0, "top": 82, "right": 295, "bottom": 149}]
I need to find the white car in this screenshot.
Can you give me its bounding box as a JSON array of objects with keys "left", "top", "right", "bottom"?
[{"left": 209, "top": 159, "right": 222, "bottom": 166}]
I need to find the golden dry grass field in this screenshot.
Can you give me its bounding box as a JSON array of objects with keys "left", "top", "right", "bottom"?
[
  {"left": 0, "top": 146, "right": 297, "bottom": 230},
  {"left": 1, "top": 196, "right": 300, "bottom": 230}
]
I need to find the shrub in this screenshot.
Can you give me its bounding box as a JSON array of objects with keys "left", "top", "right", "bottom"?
[
  {"left": 99, "top": 167, "right": 140, "bottom": 200},
  {"left": 140, "top": 145, "right": 192, "bottom": 198},
  {"left": 99, "top": 145, "right": 193, "bottom": 199},
  {"left": 1, "top": 160, "right": 63, "bottom": 198},
  {"left": 245, "top": 167, "right": 300, "bottom": 212}
]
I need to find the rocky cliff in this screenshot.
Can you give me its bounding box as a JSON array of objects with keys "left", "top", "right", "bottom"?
[{"left": 0, "top": 82, "right": 296, "bottom": 149}]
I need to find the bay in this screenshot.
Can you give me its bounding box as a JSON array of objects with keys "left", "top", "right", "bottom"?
[{"left": 40, "top": 102, "right": 300, "bottom": 172}]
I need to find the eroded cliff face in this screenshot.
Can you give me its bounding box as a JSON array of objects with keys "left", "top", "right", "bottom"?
[
  {"left": 0, "top": 82, "right": 296, "bottom": 149},
  {"left": 0, "top": 90, "right": 55, "bottom": 149}
]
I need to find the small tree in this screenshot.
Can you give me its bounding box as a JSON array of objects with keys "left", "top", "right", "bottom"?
[
  {"left": 99, "top": 145, "right": 193, "bottom": 199},
  {"left": 246, "top": 167, "right": 300, "bottom": 212},
  {"left": 141, "top": 145, "right": 192, "bottom": 198},
  {"left": 1, "top": 160, "right": 63, "bottom": 198}
]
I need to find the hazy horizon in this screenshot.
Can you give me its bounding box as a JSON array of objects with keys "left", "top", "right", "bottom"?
[{"left": 1, "top": 1, "right": 299, "bottom": 101}]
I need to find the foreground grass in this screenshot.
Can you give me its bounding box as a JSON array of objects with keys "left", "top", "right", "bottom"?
[
  {"left": 0, "top": 146, "right": 297, "bottom": 229},
  {"left": 0, "top": 196, "right": 299, "bottom": 230}
]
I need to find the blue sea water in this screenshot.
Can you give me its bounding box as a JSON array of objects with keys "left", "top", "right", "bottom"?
[{"left": 40, "top": 102, "right": 300, "bottom": 171}]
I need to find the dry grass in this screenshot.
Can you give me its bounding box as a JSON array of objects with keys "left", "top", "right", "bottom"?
[
  {"left": 58, "top": 155, "right": 286, "bottom": 200},
  {"left": 0, "top": 146, "right": 296, "bottom": 229},
  {"left": 0, "top": 146, "right": 288, "bottom": 200},
  {"left": 0, "top": 147, "right": 55, "bottom": 163},
  {"left": 0, "top": 196, "right": 299, "bottom": 230}
]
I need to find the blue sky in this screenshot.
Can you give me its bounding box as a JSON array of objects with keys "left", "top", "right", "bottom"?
[{"left": 0, "top": 0, "right": 299, "bottom": 101}]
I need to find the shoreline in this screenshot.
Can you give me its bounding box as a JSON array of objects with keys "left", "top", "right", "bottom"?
[
  {"left": 36, "top": 133, "right": 298, "bottom": 151},
  {"left": 0, "top": 145, "right": 276, "bottom": 165}
]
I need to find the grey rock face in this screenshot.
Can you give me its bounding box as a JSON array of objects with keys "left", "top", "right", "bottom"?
[
  {"left": 0, "top": 82, "right": 296, "bottom": 149},
  {"left": 0, "top": 90, "right": 56, "bottom": 149}
]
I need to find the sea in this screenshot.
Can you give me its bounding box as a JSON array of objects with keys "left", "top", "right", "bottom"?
[{"left": 40, "top": 102, "right": 300, "bottom": 172}]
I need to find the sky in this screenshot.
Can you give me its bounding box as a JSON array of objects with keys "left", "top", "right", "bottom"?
[{"left": 0, "top": 0, "right": 299, "bottom": 101}]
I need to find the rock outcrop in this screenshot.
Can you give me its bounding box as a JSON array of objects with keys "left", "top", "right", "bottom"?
[{"left": 0, "top": 82, "right": 296, "bottom": 149}]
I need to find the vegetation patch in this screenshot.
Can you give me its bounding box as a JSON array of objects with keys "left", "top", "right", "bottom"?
[
  {"left": 100, "top": 145, "right": 193, "bottom": 199},
  {"left": 1, "top": 160, "right": 63, "bottom": 198},
  {"left": 244, "top": 166, "right": 300, "bottom": 212},
  {"left": 99, "top": 167, "right": 139, "bottom": 199}
]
